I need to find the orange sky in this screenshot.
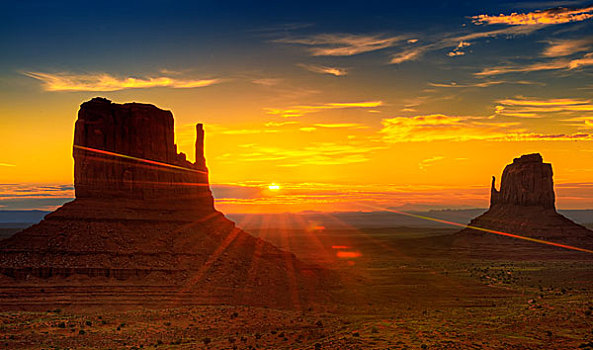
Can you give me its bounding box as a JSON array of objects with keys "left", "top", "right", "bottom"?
[{"left": 1, "top": 2, "right": 592, "bottom": 212}]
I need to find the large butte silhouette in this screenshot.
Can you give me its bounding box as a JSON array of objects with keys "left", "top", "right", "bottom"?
[
  {"left": 456, "top": 153, "right": 593, "bottom": 253},
  {"left": 0, "top": 97, "right": 331, "bottom": 308}
]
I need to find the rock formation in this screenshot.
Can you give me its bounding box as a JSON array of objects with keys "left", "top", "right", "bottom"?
[
  {"left": 0, "top": 98, "right": 331, "bottom": 308},
  {"left": 457, "top": 153, "right": 593, "bottom": 252},
  {"left": 73, "top": 97, "right": 211, "bottom": 202},
  {"left": 489, "top": 153, "right": 555, "bottom": 209}
]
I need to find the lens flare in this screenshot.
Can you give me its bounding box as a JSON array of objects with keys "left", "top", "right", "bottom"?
[
  {"left": 73, "top": 145, "right": 207, "bottom": 174},
  {"left": 364, "top": 205, "right": 593, "bottom": 255}
]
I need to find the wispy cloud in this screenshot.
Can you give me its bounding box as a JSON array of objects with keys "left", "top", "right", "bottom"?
[
  {"left": 419, "top": 156, "right": 445, "bottom": 170},
  {"left": 298, "top": 63, "right": 348, "bottom": 76},
  {"left": 497, "top": 97, "right": 591, "bottom": 106},
  {"left": 472, "top": 6, "right": 593, "bottom": 25},
  {"left": 381, "top": 114, "right": 518, "bottom": 142},
  {"left": 0, "top": 163, "right": 16, "bottom": 167},
  {"left": 510, "top": 1, "right": 590, "bottom": 9},
  {"left": 274, "top": 33, "right": 406, "bottom": 56},
  {"left": 265, "top": 101, "right": 383, "bottom": 118},
  {"left": 380, "top": 113, "right": 592, "bottom": 142},
  {"left": 390, "top": 48, "right": 426, "bottom": 64},
  {"left": 495, "top": 96, "right": 593, "bottom": 118},
  {"left": 447, "top": 41, "right": 471, "bottom": 57},
  {"left": 0, "top": 184, "right": 74, "bottom": 210},
  {"left": 264, "top": 121, "right": 298, "bottom": 127},
  {"left": 312, "top": 123, "right": 368, "bottom": 129},
  {"left": 562, "top": 116, "right": 593, "bottom": 128},
  {"left": 251, "top": 78, "right": 282, "bottom": 86},
  {"left": 24, "top": 72, "right": 220, "bottom": 91},
  {"left": 231, "top": 142, "right": 384, "bottom": 166},
  {"left": 429, "top": 80, "right": 542, "bottom": 88},
  {"left": 447, "top": 51, "right": 466, "bottom": 57},
  {"left": 475, "top": 52, "right": 593, "bottom": 75},
  {"left": 543, "top": 37, "right": 593, "bottom": 57},
  {"left": 390, "top": 25, "right": 539, "bottom": 64}
]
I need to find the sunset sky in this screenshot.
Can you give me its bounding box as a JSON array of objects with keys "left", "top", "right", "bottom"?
[{"left": 1, "top": 1, "right": 593, "bottom": 212}]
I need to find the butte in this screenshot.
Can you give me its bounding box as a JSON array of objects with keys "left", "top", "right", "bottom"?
[
  {"left": 455, "top": 153, "right": 593, "bottom": 257},
  {"left": 0, "top": 97, "right": 332, "bottom": 309}
]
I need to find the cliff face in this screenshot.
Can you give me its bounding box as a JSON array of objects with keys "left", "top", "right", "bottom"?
[
  {"left": 73, "top": 97, "right": 211, "bottom": 202},
  {"left": 0, "top": 98, "right": 330, "bottom": 308},
  {"left": 457, "top": 153, "right": 593, "bottom": 252}
]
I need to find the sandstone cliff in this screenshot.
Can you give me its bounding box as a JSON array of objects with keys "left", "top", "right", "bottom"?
[
  {"left": 490, "top": 153, "right": 554, "bottom": 209},
  {"left": 73, "top": 97, "right": 211, "bottom": 202}
]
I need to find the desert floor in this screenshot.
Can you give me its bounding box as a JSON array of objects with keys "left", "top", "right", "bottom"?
[{"left": 1, "top": 225, "right": 593, "bottom": 349}]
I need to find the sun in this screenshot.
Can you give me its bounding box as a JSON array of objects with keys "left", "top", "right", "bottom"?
[{"left": 268, "top": 184, "right": 280, "bottom": 191}]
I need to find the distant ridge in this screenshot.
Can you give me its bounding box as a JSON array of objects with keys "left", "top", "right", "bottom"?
[{"left": 1, "top": 209, "right": 591, "bottom": 231}]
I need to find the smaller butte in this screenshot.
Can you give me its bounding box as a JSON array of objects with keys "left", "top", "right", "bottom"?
[{"left": 456, "top": 153, "right": 593, "bottom": 254}]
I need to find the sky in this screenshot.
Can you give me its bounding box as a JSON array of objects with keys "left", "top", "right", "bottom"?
[{"left": 1, "top": 0, "right": 593, "bottom": 213}]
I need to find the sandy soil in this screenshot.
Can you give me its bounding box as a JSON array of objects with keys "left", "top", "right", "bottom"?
[{"left": 1, "top": 226, "right": 593, "bottom": 349}]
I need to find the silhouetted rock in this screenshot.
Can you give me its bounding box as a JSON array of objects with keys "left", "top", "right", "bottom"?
[
  {"left": 0, "top": 98, "right": 332, "bottom": 308},
  {"left": 457, "top": 153, "right": 593, "bottom": 253},
  {"left": 490, "top": 153, "right": 554, "bottom": 209},
  {"left": 74, "top": 97, "right": 211, "bottom": 202}
]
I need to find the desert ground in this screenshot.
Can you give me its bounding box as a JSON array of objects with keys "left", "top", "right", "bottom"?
[{"left": 1, "top": 223, "right": 592, "bottom": 349}]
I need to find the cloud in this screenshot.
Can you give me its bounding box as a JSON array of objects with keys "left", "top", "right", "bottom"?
[
  {"left": 419, "top": 156, "right": 445, "bottom": 170},
  {"left": 298, "top": 63, "right": 348, "bottom": 76},
  {"left": 380, "top": 113, "right": 593, "bottom": 142},
  {"left": 567, "top": 52, "right": 593, "bottom": 68},
  {"left": 390, "top": 48, "right": 426, "bottom": 64},
  {"left": 300, "top": 127, "right": 317, "bottom": 132},
  {"left": 381, "top": 114, "right": 518, "bottom": 142},
  {"left": 0, "top": 184, "right": 74, "bottom": 210},
  {"left": 0, "top": 163, "right": 16, "bottom": 167},
  {"left": 510, "top": 1, "right": 590, "bottom": 9},
  {"left": 448, "top": 41, "right": 471, "bottom": 57},
  {"left": 390, "top": 25, "right": 539, "bottom": 64},
  {"left": 562, "top": 116, "right": 593, "bottom": 128},
  {"left": 283, "top": 20, "right": 540, "bottom": 66},
  {"left": 252, "top": 78, "right": 282, "bottom": 86},
  {"left": 312, "top": 123, "right": 367, "bottom": 129},
  {"left": 232, "top": 142, "right": 384, "bottom": 166},
  {"left": 475, "top": 60, "right": 567, "bottom": 75},
  {"left": 264, "top": 121, "right": 298, "bottom": 127},
  {"left": 264, "top": 101, "right": 383, "bottom": 118},
  {"left": 24, "top": 72, "right": 219, "bottom": 92},
  {"left": 472, "top": 6, "right": 593, "bottom": 25},
  {"left": 495, "top": 96, "right": 593, "bottom": 117},
  {"left": 475, "top": 52, "right": 593, "bottom": 75},
  {"left": 447, "top": 51, "right": 466, "bottom": 57},
  {"left": 221, "top": 129, "right": 280, "bottom": 135},
  {"left": 274, "top": 33, "right": 406, "bottom": 56},
  {"left": 429, "top": 80, "right": 542, "bottom": 88},
  {"left": 543, "top": 37, "right": 593, "bottom": 57},
  {"left": 497, "top": 97, "right": 591, "bottom": 106}
]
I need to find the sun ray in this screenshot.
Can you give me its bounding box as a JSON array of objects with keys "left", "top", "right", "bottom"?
[{"left": 178, "top": 226, "right": 242, "bottom": 294}]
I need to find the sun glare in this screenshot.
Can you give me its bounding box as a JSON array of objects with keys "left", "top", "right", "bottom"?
[{"left": 268, "top": 184, "right": 280, "bottom": 191}]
